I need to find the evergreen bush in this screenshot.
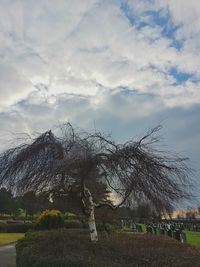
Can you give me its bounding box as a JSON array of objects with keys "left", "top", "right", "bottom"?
[{"left": 36, "top": 210, "right": 64, "bottom": 230}]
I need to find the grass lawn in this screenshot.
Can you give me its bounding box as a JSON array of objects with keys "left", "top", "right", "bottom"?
[
  {"left": 0, "top": 233, "right": 24, "bottom": 246},
  {"left": 185, "top": 231, "right": 200, "bottom": 247}
]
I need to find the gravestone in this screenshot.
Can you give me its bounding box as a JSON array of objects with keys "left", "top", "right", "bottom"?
[
  {"left": 180, "top": 232, "right": 187, "bottom": 243},
  {"left": 167, "top": 229, "right": 172, "bottom": 238},
  {"left": 174, "top": 229, "right": 181, "bottom": 241},
  {"left": 153, "top": 225, "right": 157, "bottom": 235}
]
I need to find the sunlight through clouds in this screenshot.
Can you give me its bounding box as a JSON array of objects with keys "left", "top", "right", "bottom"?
[{"left": 0, "top": 0, "right": 200, "bottom": 111}]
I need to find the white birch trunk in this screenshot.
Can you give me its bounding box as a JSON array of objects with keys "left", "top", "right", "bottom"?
[
  {"left": 83, "top": 185, "right": 98, "bottom": 242},
  {"left": 88, "top": 204, "right": 98, "bottom": 242}
]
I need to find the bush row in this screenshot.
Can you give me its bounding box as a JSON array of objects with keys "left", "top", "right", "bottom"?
[
  {"left": 96, "top": 220, "right": 122, "bottom": 233},
  {"left": 0, "top": 221, "right": 87, "bottom": 233},
  {"left": 16, "top": 229, "right": 200, "bottom": 267},
  {"left": 0, "top": 221, "right": 35, "bottom": 233},
  {"left": 0, "top": 220, "right": 84, "bottom": 233},
  {"left": 1, "top": 207, "right": 122, "bottom": 234},
  {"left": 0, "top": 220, "right": 122, "bottom": 233}
]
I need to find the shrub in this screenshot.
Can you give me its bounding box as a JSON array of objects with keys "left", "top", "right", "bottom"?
[
  {"left": 0, "top": 214, "right": 12, "bottom": 220},
  {"left": 36, "top": 210, "right": 64, "bottom": 230},
  {"left": 0, "top": 221, "right": 7, "bottom": 232},
  {"left": 6, "top": 222, "right": 35, "bottom": 233},
  {"left": 7, "top": 220, "right": 24, "bottom": 224},
  {"left": 96, "top": 221, "right": 104, "bottom": 232},
  {"left": 79, "top": 218, "right": 89, "bottom": 229},
  {"left": 16, "top": 229, "right": 200, "bottom": 267},
  {"left": 104, "top": 223, "right": 117, "bottom": 234},
  {"left": 64, "top": 219, "right": 83, "bottom": 229},
  {"left": 16, "top": 230, "right": 103, "bottom": 267},
  {"left": 63, "top": 212, "right": 77, "bottom": 220},
  {"left": 0, "top": 221, "right": 35, "bottom": 233},
  {"left": 13, "top": 208, "right": 27, "bottom": 218},
  {"left": 96, "top": 220, "right": 121, "bottom": 234}
]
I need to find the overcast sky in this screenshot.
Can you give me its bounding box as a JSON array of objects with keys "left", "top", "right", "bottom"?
[{"left": 0, "top": 0, "right": 200, "bottom": 206}]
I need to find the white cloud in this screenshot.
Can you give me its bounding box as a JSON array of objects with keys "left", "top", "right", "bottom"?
[
  {"left": 153, "top": 0, "right": 200, "bottom": 76},
  {"left": 0, "top": 89, "right": 162, "bottom": 137},
  {"left": 0, "top": 0, "right": 199, "bottom": 139},
  {"left": 0, "top": 0, "right": 200, "bottom": 112},
  {"left": 0, "top": 63, "right": 32, "bottom": 107}
]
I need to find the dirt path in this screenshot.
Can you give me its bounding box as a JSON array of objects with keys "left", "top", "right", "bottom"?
[{"left": 0, "top": 244, "right": 16, "bottom": 267}]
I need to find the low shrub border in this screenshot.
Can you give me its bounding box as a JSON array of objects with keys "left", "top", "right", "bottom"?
[
  {"left": 0, "top": 222, "right": 35, "bottom": 233},
  {"left": 16, "top": 229, "right": 200, "bottom": 267},
  {"left": 16, "top": 230, "right": 102, "bottom": 267},
  {"left": 64, "top": 219, "right": 83, "bottom": 229}
]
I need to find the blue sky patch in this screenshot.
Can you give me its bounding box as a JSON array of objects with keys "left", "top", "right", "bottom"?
[
  {"left": 169, "top": 68, "right": 193, "bottom": 84},
  {"left": 120, "top": 1, "right": 183, "bottom": 50},
  {"left": 120, "top": 2, "right": 148, "bottom": 29},
  {"left": 144, "top": 10, "right": 183, "bottom": 50}
]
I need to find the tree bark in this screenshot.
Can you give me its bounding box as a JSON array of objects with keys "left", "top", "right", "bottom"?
[
  {"left": 88, "top": 203, "right": 98, "bottom": 242},
  {"left": 82, "top": 184, "right": 98, "bottom": 242}
]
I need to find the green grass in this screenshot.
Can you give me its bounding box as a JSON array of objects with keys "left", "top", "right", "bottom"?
[
  {"left": 140, "top": 223, "right": 146, "bottom": 232},
  {"left": 0, "top": 233, "right": 24, "bottom": 246},
  {"left": 185, "top": 231, "right": 200, "bottom": 247}
]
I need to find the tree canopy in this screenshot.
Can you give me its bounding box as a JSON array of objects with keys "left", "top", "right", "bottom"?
[{"left": 0, "top": 123, "right": 192, "bottom": 214}]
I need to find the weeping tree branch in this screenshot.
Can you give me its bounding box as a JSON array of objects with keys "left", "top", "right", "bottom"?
[{"left": 0, "top": 123, "right": 193, "bottom": 215}]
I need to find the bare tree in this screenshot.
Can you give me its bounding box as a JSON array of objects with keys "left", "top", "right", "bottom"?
[{"left": 0, "top": 123, "right": 192, "bottom": 242}]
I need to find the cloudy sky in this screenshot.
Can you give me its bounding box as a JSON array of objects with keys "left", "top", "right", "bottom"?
[{"left": 0, "top": 0, "right": 200, "bottom": 205}]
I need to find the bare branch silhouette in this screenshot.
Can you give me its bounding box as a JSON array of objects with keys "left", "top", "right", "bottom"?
[{"left": 0, "top": 123, "right": 193, "bottom": 241}]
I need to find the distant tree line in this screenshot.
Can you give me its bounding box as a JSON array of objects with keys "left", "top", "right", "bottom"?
[
  {"left": 0, "top": 187, "right": 49, "bottom": 218},
  {"left": 0, "top": 187, "right": 82, "bottom": 218},
  {"left": 0, "top": 186, "right": 162, "bottom": 220}
]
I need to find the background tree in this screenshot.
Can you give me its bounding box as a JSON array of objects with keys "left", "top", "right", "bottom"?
[
  {"left": 19, "top": 191, "right": 51, "bottom": 219},
  {"left": 36, "top": 191, "right": 51, "bottom": 213},
  {"left": 20, "top": 191, "right": 39, "bottom": 219},
  {"left": 0, "top": 123, "right": 192, "bottom": 242},
  {"left": 0, "top": 187, "right": 14, "bottom": 214},
  {"left": 50, "top": 189, "right": 82, "bottom": 213},
  {"left": 185, "top": 209, "right": 197, "bottom": 220}
]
